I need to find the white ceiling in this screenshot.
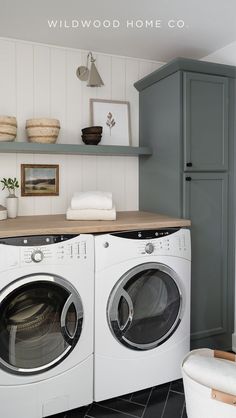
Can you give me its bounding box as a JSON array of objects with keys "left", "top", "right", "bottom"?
[{"left": 1, "top": 0, "right": 236, "bottom": 61}]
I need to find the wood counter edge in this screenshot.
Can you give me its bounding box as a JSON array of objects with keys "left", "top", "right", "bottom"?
[{"left": 0, "top": 211, "right": 191, "bottom": 238}]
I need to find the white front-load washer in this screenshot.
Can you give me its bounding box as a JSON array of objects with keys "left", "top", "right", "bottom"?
[
  {"left": 94, "top": 227, "right": 191, "bottom": 401},
  {"left": 0, "top": 234, "right": 94, "bottom": 418}
]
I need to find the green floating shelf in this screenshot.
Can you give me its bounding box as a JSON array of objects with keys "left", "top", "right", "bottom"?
[{"left": 0, "top": 142, "right": 152, "bottom": 157}]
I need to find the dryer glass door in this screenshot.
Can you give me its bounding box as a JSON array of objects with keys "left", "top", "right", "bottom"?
[
  {"left": 0, "top": 274, "right": 83, "bottom": 374},
  {"left": 108, "top": 263, "right": 182, "bottom": 350}
]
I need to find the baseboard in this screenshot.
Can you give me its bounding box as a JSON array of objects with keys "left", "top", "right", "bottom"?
[{"left": 232, "top": 333, "right": 236, "bottom": 353}]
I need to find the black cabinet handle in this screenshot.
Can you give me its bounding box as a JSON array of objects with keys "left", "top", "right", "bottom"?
[
  {"left": 186, "top": 162, "right": 192, "bottom": 167},
  {"left": 186, "top": 177, "right": 192, "bottom": 181}
]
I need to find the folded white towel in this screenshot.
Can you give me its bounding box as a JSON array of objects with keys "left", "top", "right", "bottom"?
[
  {"left": 71, "top": 191, "right": 113, "bottom": 210},
  {"left": 66, "top": 206, "right": 116, "bottom": 221}
]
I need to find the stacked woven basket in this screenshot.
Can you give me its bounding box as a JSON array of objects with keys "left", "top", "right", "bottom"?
[
  {"left": 0, "top": 116, "right": 61, "bottom": 143},
  {"left": 25, "top": 118, "right": 60, "bottom": 143},
  {"left": 0, "top": 116, "right": 17, "bottom": 141}
]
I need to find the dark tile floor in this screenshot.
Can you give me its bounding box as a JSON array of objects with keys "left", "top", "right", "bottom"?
[{"left": 51, "top": 379, "right": 187, "bottom": 418}]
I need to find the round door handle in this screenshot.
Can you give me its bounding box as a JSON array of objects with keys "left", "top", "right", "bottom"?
[
  {"left": 61, "top": 294, "right": 83, "bottom": 346},
  {"left": 117, "top": 290, "right": 134, "bottom": 334},
  {"left": 185, "top": 177, "right": 192, "bottom": 181},
  {"left": 186, "top": 162, "right": 192, "bottom": 167}
]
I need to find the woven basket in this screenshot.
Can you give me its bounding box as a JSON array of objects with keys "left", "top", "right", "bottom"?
[
  {"left": 26, "top": 118, "right": 60, "bottom": 144},
  {"left": 0, "top": 116, "right": 17, "bottom": 142},
  {"left": 182, "top": 349, "right": 236, "bottom": 418}
]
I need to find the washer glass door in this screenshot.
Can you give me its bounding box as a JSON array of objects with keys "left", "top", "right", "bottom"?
[
  {"left": 0, "top": 274, "right": 83, "bottom": 374},
  {"left": 108, "top": 263, "right": 182, "bottom": 350}
]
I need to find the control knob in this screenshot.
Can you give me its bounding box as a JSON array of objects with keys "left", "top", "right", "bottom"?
[
  {"left": 145, "top": 243, "right": 154, "bottom": 254},
  {"left": 31, "top": 250, "right": 44, "bottom": 263}
]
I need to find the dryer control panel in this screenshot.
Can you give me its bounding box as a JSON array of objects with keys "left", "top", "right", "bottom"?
[
  {"left": 111, "top": 228, "right": 189, "bottom": 256},
  {"left": 137, "top": 232, "right": 188, "bottom": 255},
  {"left": 95, "top": 228, "right": 191, "bottom": 271},
  {"left": 112, "top": 228, "right": 178, "bottom": 240}
]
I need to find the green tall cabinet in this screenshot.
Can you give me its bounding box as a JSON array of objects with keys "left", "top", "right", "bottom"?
[{"left": 135, "top": 58, "right": 236, "bottom": 350}]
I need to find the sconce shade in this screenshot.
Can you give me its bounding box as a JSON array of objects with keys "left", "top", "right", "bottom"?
[
  {"left": 76, "top": 52, "right": 104, "bottom": 87},
  {"left": 87, "top": 62, "right": 104, "bottom": 87}
]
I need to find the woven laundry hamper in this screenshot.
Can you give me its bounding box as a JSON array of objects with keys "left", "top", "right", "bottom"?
[{"left": 182, "top": 349, "right": 236, "bottom": 418}]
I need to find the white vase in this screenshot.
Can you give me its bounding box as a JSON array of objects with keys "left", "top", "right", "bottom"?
[{"left": 6, "top": 196, "right": 18, "bottom": 218}]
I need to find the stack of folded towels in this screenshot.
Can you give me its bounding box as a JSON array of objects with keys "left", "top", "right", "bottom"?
[{"left": 66, "top": 191, "right": 116, "bottom": 221}]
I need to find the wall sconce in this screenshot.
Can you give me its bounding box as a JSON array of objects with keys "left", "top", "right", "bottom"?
[{"left": 76, "top": 52, "right": 104, "bottom": 87}]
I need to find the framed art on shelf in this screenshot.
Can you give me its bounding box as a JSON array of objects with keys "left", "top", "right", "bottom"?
[
  {"left": 90, "top": 99, "right": 131, "bottom": 146},
  {"left": 21, "top": 164, "right": 59, "bottom": 196}
]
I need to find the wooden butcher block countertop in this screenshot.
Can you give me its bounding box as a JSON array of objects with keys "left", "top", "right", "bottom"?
[{"left": 0, "top": 211, "right": 191, "bottom": 238}]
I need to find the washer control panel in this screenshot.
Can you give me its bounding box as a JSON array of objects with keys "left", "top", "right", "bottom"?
[
  {"left": 0, "top": 235, "right": 92, "bottom": 271},
  {"left": 22, "top": 239, "right": 87, "bottom": 265}
]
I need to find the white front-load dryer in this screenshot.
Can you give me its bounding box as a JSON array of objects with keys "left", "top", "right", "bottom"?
[
  {"left": 94, "top": 227, "right": 191, "bottom": 401},
  {"left": 0, "top": 234, "right": 94, "bottom": 418}
]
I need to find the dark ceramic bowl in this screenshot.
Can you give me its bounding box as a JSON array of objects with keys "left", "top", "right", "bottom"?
[
  {"left": 82, "top": 133, "right": 102, "bottom": 140},
  {"left": 82, "top": 126, "right": 103, "bottom": 134},
  {"left": 82, "top": 136, "right": 101, "bottom": 145}
]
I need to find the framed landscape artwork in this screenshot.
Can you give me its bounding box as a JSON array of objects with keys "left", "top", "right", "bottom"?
[
  {"left": 90, "top": 99, "right": 131, "bottom": 146},
  {"left": 21, "top": 164, "right": 59, "bottom": 196}
]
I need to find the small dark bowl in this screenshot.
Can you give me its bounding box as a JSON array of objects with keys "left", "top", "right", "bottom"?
[
  {"left": 82, "top": 126, "right": 103, "bottom": 134},
  {"left": 82, "top": 133, "right": 102, "bottom": 140},
  {"left": 82, "top": 136, "right": 101, "bottom": 145}
]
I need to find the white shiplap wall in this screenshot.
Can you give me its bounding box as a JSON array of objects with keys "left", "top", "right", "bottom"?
[{"left": 0, "top": 38, "right": 163, "bottom": 215}]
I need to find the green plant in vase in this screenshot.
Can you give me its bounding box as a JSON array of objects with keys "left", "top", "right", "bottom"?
[
  {"left": 1, "top": 177, "right": 19, "bottom": 197},
  {"left": 0, "top": 177, "right": 19, "bottom": 218}
]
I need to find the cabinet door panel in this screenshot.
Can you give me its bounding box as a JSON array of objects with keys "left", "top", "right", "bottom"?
[
  {"left": 183, "top": 72, "right": 228, "bottom": 171},
  {"left": 183, "top": 173, "right": 228, "bottom": 343}
]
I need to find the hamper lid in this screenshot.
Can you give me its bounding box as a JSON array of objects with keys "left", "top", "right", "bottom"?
[
  {"left": 182, "top": 349, "right": 236, "bottom": 396},
  {"left": 0, "top": 205, "right": 6, "bottom": 211}
]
